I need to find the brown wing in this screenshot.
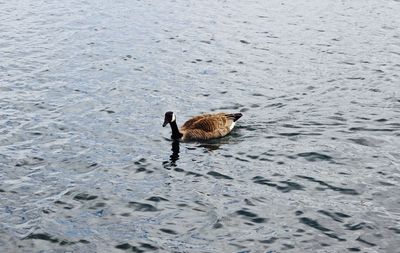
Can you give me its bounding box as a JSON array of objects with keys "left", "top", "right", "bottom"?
[
  {"left": 181, "top": 113, "right": 226, "bottom": 131},
  {"left": 181, "top": 113, "right": 235, "bottom": 140},
  {"left": 180, "top": 114, "right": 211, "bottom": 129}
]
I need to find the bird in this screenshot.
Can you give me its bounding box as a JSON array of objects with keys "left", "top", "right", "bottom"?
[{"left": 162, "top": 111, "right": 242, "bottom": 141}]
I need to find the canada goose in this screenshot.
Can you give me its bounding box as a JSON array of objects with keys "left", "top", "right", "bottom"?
[{"left": 163, "top": 111, "right": 242, "bottom": 141}]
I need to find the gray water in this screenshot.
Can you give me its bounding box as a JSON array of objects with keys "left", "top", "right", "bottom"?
[{"left": 1, "top": 0, "right": 400, "bottom": 252}]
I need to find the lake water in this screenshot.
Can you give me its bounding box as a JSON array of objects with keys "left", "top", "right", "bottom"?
[{"left": 1, "top": 0, "right": 400, "bottom": 252}]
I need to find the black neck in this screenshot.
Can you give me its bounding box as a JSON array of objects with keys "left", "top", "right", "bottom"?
[{"left": 170, "top": 121, "right": 183, "bottom": 140}]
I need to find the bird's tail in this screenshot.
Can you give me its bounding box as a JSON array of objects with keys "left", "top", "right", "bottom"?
[{"left": 227, "top": 113, "right": 243, "bottom": 122}]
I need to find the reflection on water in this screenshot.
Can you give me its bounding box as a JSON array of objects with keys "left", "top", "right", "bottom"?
[
  {"left": 198, "top": 143, "right": 221, "bottom": 151},
  {"left": 1, "top": 0, "right": 400, "bottom": 252},
  {"left": 164, "top": 140, "right": 180, "bottom": 168}
]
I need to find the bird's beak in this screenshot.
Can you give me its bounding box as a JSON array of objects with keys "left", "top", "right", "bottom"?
[{"left": 162, "top": 121, "right": 168, "bottom": 127}]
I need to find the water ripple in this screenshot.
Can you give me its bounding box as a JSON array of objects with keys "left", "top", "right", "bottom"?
[{"left": 297, "top": 175, "right": 359, "bottom": 195}]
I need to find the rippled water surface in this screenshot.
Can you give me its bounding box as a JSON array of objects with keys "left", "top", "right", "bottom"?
[{"left": 1, "top": 0, "right": 400, "bottom": 252}]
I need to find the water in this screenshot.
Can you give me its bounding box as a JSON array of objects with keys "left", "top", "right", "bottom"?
[{"left": 1, "top": 0, "right": 399, "bottom": 252}]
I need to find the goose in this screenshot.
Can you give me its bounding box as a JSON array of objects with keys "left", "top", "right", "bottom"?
[{"left": 162, "top": 111, "right": 242, "bottom": 141}]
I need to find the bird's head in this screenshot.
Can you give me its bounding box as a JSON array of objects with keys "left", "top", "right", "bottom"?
[{"left": 163, "top": 111, "right": 176, "bottom": 127}]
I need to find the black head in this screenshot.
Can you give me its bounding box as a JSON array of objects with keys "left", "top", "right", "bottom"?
[{"left": 163, "top": 111, "right": 175, "bottom": 127}]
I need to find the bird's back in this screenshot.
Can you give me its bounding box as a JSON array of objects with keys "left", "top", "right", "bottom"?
[{"left": 180, "top": 112, "right": 242, "bottom": 140}]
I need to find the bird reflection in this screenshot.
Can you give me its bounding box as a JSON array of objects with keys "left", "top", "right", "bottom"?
[
  {"left": 170, "top": 140, "right": 180, "bottom": 165},
  {"left": 163, "top": 140, "right": 180, "bottom": 169},
  {"left": 163, "top": 139, "right": 226, "bottom": 169},
  {"left": 197, "top": 143, "right": 221, "bottom": 151}
]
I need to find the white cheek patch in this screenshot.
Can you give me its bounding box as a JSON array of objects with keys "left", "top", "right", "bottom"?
[{"left": 171, "top": 113, "right": 176, "bottom": 122}]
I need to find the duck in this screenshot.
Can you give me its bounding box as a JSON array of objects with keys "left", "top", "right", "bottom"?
[{"left": 162, "top": 111, "right": 242, "bottom": 141}]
